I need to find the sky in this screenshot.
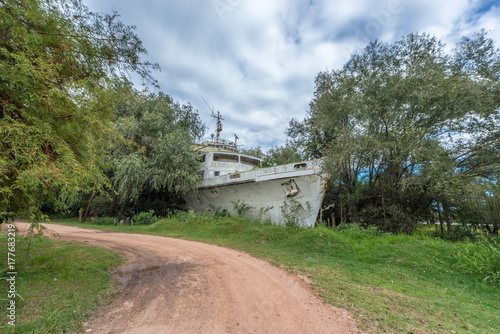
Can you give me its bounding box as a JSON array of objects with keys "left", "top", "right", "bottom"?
[{"left": 82, "top": 0, "right": 500, "bottom": 150}]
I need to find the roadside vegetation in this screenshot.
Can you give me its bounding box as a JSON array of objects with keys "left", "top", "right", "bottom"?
[
  {"left": 0, "top": 232, "right": 123, "bottom": 333},
  {"left": 47, "top": 214, "right": 500, "bottom": 333}
]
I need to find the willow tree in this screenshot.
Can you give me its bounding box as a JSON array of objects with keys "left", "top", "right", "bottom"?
[
  {"left": 108, "top": 90, "right": 206, "bottom": 216},
  {"left": 292, "top": 31, "right": 499, "bottom": 232},
  {"left": 0, "top": 0, "right": 158, "bottom": 221}
]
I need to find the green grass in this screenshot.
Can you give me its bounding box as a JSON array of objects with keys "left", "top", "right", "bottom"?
[
  {"left": 0, "top": 232, "right": 123, "bottom": 334},
  {"left": 34, "top": 217, "right": 500, "bottom": 332}
]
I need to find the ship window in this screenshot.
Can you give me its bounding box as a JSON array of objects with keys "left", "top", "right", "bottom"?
[
  {"left": 240, "top": 156, "right": 261, "bottom": 166},
  {"left": 214, "top": 171, "right": 220, "bottom": 176},
  {"left": 229, "top": 173, "right": 240, "bottom": 179},
  {"left": 199, "top": 170, "right": 205, "bottom": 179},
  {"left": 294, "top": 163, "right": 307, "bottom": 170},
  {"left": 213, "top": 153, "right": 239, "bottom": 163}
]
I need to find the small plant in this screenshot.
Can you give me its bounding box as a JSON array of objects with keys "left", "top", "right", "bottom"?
[
  {"left": 256, "top": 206, "right": 274, "bottom": 223},
  {"left": 173, "top": 210, "right": 197, "bottom": 224},
  {"left": 232, "top": 200, "right": 252, "bottom": 217},
  {"left": 212, "top": 208, "right": 231, "bottom": 220},
  {"left": 132, "top": 210, "right": 158, "bottom": 225},
  {"left": 280, "top": 199, "right": 311, "bottom": 228}
]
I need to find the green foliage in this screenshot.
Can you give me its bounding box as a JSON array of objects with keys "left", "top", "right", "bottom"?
[
  {"left": 280, "top": 199, "right": 312, "bottom": 228},
  {"left": 91, "top": 217, "right": 116, "bottom": 225},
  {"left": 173, "top": 210, "right": 199, "bottom": 224},
  {"left": 0, "top": 0, "right": 157, "bottom": 221},
  {"left": 132, "top": 210, "right": 158, "bottom": 225},
  {"left": 256, "top": 205, "right": 274, "bottom": 223},
  {"left": 0, "top": 211, "right": 15, "bottom": 223},
  {"left": 454, "top": 236, "right": 500, "bottom": 284},
  {"left": 212, "top": 208, "right": 231, "bottom": 220},
  {"left": 241, "top": 144, "right": 304, "bottom": 167},
  {"left": 261, "top": 145, "right": 304, "bottom": 167},
  {"left": 110, "top": 90, "right": 205, "bottom": 206},
  {"left": 170, "top": 210, "right": 224, "bottom": 225},
  {"left": 455, "top": 187, "right": 500, "bottom": 232},
  {"left": 435, "top": 225, "right": 482, "bottom": 242},
  {"left": 232, "top": 200, "right": 252, "bottom": 217},
  {"left": 290, "top": 31, "right": 500, "bottom": 233},
  {"left": 334, "top": 223, "right": 382, "bottom": 237}
]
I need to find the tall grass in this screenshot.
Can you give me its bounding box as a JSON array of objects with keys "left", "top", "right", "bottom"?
[{"left": 454, "top": 236, "right": 500, "bottom": 284}]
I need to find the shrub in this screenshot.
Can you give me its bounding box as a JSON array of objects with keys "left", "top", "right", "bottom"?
[
  {"left": 454, "top": 236, "right": 500, "bottom": 285},
  {"left": 435, "top": 226, "right": 482, "bottom": 242},
  {"left": 132, "top": 210, "right": 158, "bottom": 225},
  {"left": 172, "top": 210, "right": 197, "bottom": 224},
  {"left": 213, "top": 208, "right": 231, "bottom": 220}
]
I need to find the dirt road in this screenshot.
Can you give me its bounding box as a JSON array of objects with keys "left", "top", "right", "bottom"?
[{"left": 18, "top": 223, "right": 360, "bottom": 333}]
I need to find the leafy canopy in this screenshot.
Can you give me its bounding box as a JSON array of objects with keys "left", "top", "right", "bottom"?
[
  {"left": 110, "top": 89, "right": 206, "bottom": 204},
  {"left": 290, "top": 31, "right": 499, "bottom": 232},
  {"left": 0, "top": 0, "right": 158, "bottom": 220}
]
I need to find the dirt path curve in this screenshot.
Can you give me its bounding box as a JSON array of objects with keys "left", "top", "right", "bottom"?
[{"left": 17, "top": 223, "right": 360, "bottom": 334}]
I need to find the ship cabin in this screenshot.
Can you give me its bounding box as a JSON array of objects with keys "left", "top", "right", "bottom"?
[{"left": 196, "top": 140, "right": 262, "bottom": 180}]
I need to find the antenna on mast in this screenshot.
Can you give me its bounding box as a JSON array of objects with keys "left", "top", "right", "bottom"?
[
  {"left": 199, "top": 94, "right": 225, "bottom": 140},
  {"left": 199, "top": 94, "right": 214, "bottom": 113},
  {"left": 211, "top": 111, "right": 224, "bottom": 139}
]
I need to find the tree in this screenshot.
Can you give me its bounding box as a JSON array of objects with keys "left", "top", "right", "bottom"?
[
  {"left": 0, "top": 0, "right": 158, "bottom": 221},
  {"left": 109, "top": 89, "right": 205, "bottom": 214},
  {"left": 265, "top": 144, "right": 304, "bottom": 166},
  {"left": 291, "top": 31, "right": 499, "bottom": 232},
  {"left": 240, "top": 144, "right": 304, "bottom": 167}
]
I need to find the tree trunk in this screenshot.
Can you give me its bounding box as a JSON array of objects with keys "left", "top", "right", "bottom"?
[
  {"left": 339, "top": 182, "right": 344, "bottom": 224},
  {"left": 81, "top": 191, "right": 95, "bottom": 223},
  {"left": 437, "top": 202, "right": 444, "bottom": 236},
  {"left": 109, "top": 194, "right": 118, "bottom": 217},
  {"left": 380, "top": 180, "right": 387, "bottom": 233},
  {"left": 443, "top": 201, "right": 452, "bottom": 233}
]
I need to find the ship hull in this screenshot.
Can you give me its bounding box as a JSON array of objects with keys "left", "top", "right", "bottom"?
[{"left": 185, "top": 160, "right": 327, "bottom": 227}]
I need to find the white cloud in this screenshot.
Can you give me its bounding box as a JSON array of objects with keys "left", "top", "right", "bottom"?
[{"left": 83, "top": 0, "right": 500, "bottom": 149}]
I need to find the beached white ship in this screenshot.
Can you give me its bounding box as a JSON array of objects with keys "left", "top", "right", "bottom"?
[{"left": 185, "top": 112, "right": 328, "bottom": 227}]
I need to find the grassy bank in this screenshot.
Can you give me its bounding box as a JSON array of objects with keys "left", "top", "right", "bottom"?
[
  {"left": 49, "top": 216, "right": 499, "bottom": 333},
  {"left": 0, "top": 231, "right": 123, "bottom": 334}
]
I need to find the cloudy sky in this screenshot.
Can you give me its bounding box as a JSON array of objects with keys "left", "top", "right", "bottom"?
[{"left": 83, "top": 0, "right": 500, "bottom": 149}]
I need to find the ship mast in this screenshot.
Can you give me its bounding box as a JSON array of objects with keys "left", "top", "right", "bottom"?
[{"left": 211, "top": 111, "right": 224, "bottom": 140}]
